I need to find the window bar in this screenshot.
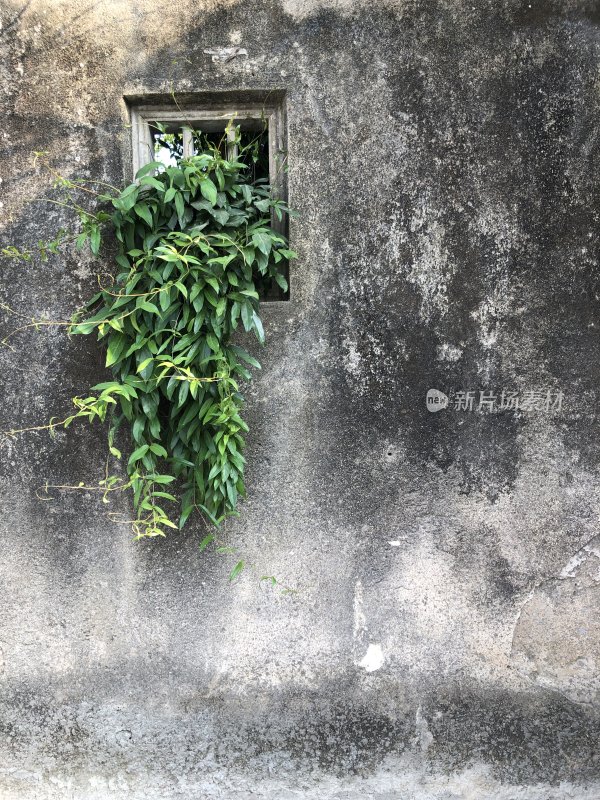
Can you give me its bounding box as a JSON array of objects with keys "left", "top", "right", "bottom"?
[
  {"left": 226, "top": 122, "right": 238, "bottom": 162},
  {"left": 182, "top": 127, "right": 194, "bottom": 159}
]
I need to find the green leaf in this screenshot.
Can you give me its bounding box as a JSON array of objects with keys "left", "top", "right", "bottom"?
[
  {"left": 90, "top": 226, "right": 101, "bottom": 256},
  {"left": 178, "top": 380, "right": 189, "bottom": 407},
  {"left": 158, "top": 518, "right": 179, "bottom": 529},
  {"left": 132, "top": 416, "right": 145, "bottom": 443},
  {"left": 134, "top": 203, "right": 153, "bottom": 227},
  {"left": 212, "top": 209, "right": 229, "bottom": 225},
  {"left": 149, "top": 415, "right": 160, "bottom": 439},
  {"left": 253, "top": 312, "right": 264, "bottom": 344},
  {"left": 229, "top": 560, "right": 244, "bottom": 581},
  {"left": 198, "top": 533, "right": 215, "bottom": 551},
  {"left": 200, "top": 179, "right": 218, "bottom": 206},
  {"left": 120, "top": 182, "right": 138, "bottom": 199},
  {"left": 230, "top": 345, "right": 261, "bottom": 369},
  {"left": 148, "top": 474, "right": 176, "bottom": 484},
  {"left": 159, "top": 286, "right": 172, "bottom": 311},
  {"left": 206, "top": 334, "right": 219, "bottom": 353},
  {"left": 204, "top": 276, "right": 219, "bottom": 294},
  {"left": 275, "top": 273, "right": 288, "bottom": 292},
  {"left": 179, "top": 505, "right": 194, "bottom": 529},
  {"left": 242, "top": 247, "right": 255, "bottom": 267},
  {"left": 115, "top": 253, "right": 130, "bottom": 271},
  {"left": 136, "top": 357, "right": 153, "bottom": 374},
  {"left": 139, "top": 301, "right": 161, "bottom": 315},
  {"left": 128, "top": 444, "right": 149, "bottom": 467},
  {"left": 241, "top": 302, "right": 253, "bottom": 332},
  {"left": 252, "top": 231, "right": 272, "bottom": 255},
  {"left": 140, "top": 176, "right": 164, "bottom": 191},
  {"left": 215, "top": 297, "right": 226, "bottom": 318},
  {"left": 153, "top": 491, "right": 177, "bottom": 502},
  {"left": 226, "top": 480, "right": 237, "bottom": 508},
  {"left": 106, "top": 335, "right": 127, "bottom": 367},
  {"left": 175, "top": 191, "right": 185, "bottom": 220},
  {"left": 135, "top": 161, "right": 163, "bottom": 179},
  {"left": 197, "top": 503, "right": 220, "bottom": 527}
]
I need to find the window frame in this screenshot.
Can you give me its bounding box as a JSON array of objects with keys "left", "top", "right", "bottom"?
[
  {"left": 128, "top": 99, "right": 288, "bottom": 245},
  {"left": 123, "top": 94, "right": 291, "bottom": 305}
]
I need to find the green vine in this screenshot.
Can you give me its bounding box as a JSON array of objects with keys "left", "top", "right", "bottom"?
[{"left": 3, "top": 127, "right": 296, "bottom": 540}]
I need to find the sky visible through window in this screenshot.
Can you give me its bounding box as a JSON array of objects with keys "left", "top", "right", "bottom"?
[{"left": 151, "top": 126, "right": 270, "bottom": 184}]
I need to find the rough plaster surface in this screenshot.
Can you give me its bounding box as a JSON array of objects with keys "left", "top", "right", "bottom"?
[{"left": 1, "top": 0, "right": 600, "bottom": 797}]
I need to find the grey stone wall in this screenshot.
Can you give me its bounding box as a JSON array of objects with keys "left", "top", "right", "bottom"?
[{"left": 1, "top": 0, "right": 600, "bottom": 797}]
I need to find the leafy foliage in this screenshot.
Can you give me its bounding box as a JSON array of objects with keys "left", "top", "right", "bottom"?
[{"left": 31, "top": 129, "right": 295, "bottom": 539}]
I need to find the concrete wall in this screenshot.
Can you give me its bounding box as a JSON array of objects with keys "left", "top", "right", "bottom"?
[{"left": 2, "top": 0, "right": 600, "bottom": 797}]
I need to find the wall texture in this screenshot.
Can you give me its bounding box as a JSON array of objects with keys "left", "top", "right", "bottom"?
[{"left": 2, "top": 0, "right": 600, "bottom": 797}]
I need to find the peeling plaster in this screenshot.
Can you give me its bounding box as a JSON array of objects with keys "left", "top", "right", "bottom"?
[{"left": 358, "top": 643, "right": 385, "bottom": 672}]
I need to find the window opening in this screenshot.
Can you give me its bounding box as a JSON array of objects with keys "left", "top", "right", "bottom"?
[
  {"left": 128, "top": 96, "right": 288, "bottom": 300},
  {"left": 152, "top": 125, "right": 270, "bottom": 185}
]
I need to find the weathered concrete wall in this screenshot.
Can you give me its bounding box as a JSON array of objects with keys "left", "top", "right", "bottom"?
[{"left": 2, "top": 0, "right": 600, "bottom": 797}]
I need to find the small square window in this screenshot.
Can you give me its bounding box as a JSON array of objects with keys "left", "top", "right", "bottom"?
[{"left": 126, "top": 92, "right": 289, "bottom": 300}]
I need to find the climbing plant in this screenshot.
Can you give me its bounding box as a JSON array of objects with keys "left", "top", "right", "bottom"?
[{"left": 3, "top": 126, "right": 296, "bottom": 540}]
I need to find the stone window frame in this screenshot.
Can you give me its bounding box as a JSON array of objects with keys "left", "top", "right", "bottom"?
[{"left": 126, "top": 92, "right": 289, "bottom": 300}]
